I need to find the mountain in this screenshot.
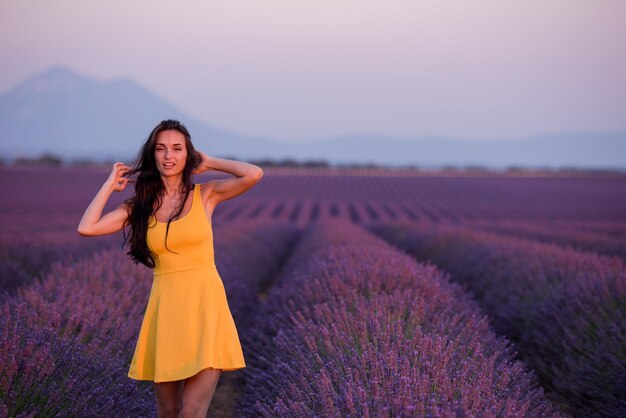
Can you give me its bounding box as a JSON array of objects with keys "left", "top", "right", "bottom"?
[
  {"left": 1, "top": 66, "right": 625, "bottom": 169},
  {"left": 0, "top": 66, "right": 277, "bottom": 161}
]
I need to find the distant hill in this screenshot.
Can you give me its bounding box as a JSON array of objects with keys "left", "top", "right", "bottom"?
[
  {"left": 1, "top": 66, "right": 625, "bottom": 169},
  {"left": 0, "top": 66, "right": 278, "bottom": 161}
]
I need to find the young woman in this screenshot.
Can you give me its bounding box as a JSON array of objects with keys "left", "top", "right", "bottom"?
[{"left": 77, "top": 119, "right": 263, "bottom": 417}]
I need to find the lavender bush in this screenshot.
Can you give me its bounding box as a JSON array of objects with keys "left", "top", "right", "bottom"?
[
  {"left": 371, "top": 222, "right": 626, "bottom": 417},
  {"left": 0, "top": 304, "right": 153, "bottom": 417},
  {"left": 10, "top": 248, "right": 153, "bottom": 359},
  {"left": 0, "top": 230, "right": 119, "bottom": 297},
  {"left": 450, "top": 218, "right": 626, "bottom": 260},
  {"left": 237, "top": 219, "right": 562, "bottom": 417},
  {"left": 214, "top": 220, "right": 301, "bottom": 327},
  {"left": 1, "top": 221, "right": 299, "bottom": 416}
]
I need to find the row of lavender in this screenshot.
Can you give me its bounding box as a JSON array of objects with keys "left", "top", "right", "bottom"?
[
  {"left": 229, "top": 169, "right": 626, "bottom": 223},
  {"left": 0, "top": 230, "right": 120, "bottom": 298},
  {"left": 2, "top": 167, "right": 624, "bottom": 286},
  {"left": 0, "top": 221, "right": 299, "bottom": 417},
  {"left": 370, "top": 222, "right": 626, "bottom": 417},
  {"left": 235, "top": 219, "right": 562, "bottom": 417},
  {"left": 4, "top": 166, "right": 626, "bottom": 233},
  {"left": 214, "top": 196, "right": 626, "bottom": 231},
  {"left": 212, "top": 197, "right": 626, "bottom": 263},
  {"left": 450, "top": 218, "right": 626, "bottom": 260},
  {"left": 1, "top": 207, "right": 623, "bottom": 307}
]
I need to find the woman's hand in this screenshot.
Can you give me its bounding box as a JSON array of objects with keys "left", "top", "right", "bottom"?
[
  {"left": 107, "top": 162, "right": 132, "bottom": 192},
  {"left": 78, "top": 162, "right": 131, "bottom": 236},
  {"left": 192, "top": 151, "right": 212, "bottom": 174}
]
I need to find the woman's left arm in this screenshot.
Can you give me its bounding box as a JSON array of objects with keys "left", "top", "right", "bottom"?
[{"left": 193, "top": 151, "right": 263, "bottom": 204}]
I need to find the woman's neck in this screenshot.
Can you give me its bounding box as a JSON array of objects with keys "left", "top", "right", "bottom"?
[{"left": 161, "top": 175, "right": 184, "bottom": 195}]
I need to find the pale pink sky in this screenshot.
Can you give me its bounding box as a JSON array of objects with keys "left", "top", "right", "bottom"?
[{"left": 1, "top": 0, "right": 625, "bottom": 142}]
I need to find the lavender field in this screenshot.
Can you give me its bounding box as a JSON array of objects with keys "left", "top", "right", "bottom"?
[{"left": 1, "top": 166, "right": 625, "bottom": 417}]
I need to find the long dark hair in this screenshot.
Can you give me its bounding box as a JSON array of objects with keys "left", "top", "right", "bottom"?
[{"left": 123, "top": 119, "right": 201, "bottom": 267}]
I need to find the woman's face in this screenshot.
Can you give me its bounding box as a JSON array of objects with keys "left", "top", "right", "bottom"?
[{"left": 154, "top": 129, "right": 188, "bottom": 178}]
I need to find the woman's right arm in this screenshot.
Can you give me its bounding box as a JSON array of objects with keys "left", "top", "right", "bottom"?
[{"left": 77, "top": 162, "right": 132, "bottom": 236}]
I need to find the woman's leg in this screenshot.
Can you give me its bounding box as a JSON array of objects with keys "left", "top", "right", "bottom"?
[
  {"left": 180, "top": 367, "right": 222, "bottom": 418},
  {"left": 154, "top": 380, "right": 184, "bottom": 418}
]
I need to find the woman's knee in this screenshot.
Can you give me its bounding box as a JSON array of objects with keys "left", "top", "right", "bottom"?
[
  {"left": 156, "top": 405, "right": 181, "bottom": 418},
  {"left": 181, "top": 399, "right": 210, "bottom": 418},
  {"left": 154, "top": 380, "right": 184, "bottom": 417}
]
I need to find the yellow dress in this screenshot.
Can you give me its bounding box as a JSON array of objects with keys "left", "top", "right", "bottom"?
[{"left": 127, "top": 185, "right": 246, "bottom": 383}]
